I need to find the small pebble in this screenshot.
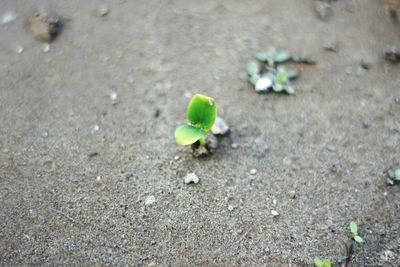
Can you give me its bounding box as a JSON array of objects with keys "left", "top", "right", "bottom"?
[
  {"left": 211, "top": 116, "right": 230, "bottom": 136},
  {"left": 184, "top": 172, "right": 199, "bottom": 184},
  {"left": 380, "top": 250, "right": 394, "bottom": 262},
  {"left": 228, "top": 205, "right": 235, "bottom": 211},
  {"left": 326, "top": 145, "right": 336, "bottom": 151},
  {"left": 184, "top": 91, "right": 192, "bottom": 98},
  {"left": 250, "top": 169, "right": 257, "bottom": 175},
  {"left": 231, "top": 143, "right": 238, "bottom": 149},
  {"left": 271, "top": 210, "right": 279, "bottom": 217},
  {"left": 93, "top": 125, "right": 100, "bottom": 131},
  {"left": 15, "top": 45, "right": 24, "bottom": 54},
  {"left": 272, "top": 199, "right": 277, "bottom": 205},
  {"left": 289, "top": 190, "right": 296, "bottom": 199},
  {"left": 174, "top": 155, "right": 180, "bottom": 160},
  {"left": 96, "top": 176, "right": 101, "bottom": 181},
  {"left": 97, "top": 5, "right": 110, "bottom": 16},
  {"left": 41, "top": 43, "right": 50, "bottom": 53},
  {"left": 148, "top": 262, "right": 157, "bottom": 267},
  {"left": 1, "top": 11, "right": 17, "bottom": 25},
  {"left": 145, "top": 195, "right": 156, "bottom": 206},
  {"left": 110, "top": 92, "right": 118, "bottom": 101},
  {"left": 41, "top": 131, "right": 49, "bottom": 138},
  {"left": 255, "top": 77, "right": 272, "bottom": 92}
]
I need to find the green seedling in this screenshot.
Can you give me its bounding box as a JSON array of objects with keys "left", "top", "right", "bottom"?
[
  {"left": 247, "top": 48, "right": 300, "bottom": 94},
  {"left": 314, "top": 258, "right": 331, "bottom": 267},
  {"left": 175, "top": 94, "right": 217, "bottom": 146},
  {"left": 349, "top": 221, "right": 364, "bottom": 244}
]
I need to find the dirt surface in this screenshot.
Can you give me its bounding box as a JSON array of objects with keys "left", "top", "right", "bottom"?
[{"left": 1, "top": 0, "right": 400, "bottom": 266}]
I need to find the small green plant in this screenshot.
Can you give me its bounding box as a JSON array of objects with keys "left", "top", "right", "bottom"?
[
  {"left": 314, "top": 258, "right": 331, "bottom": 267},
  {"left": 247, "top": 48, "right": 300, "bottom": 94},
  {"left": 349, "top": 221, "right": 364, "bottom": 244},
  {"left": 175, "top": 94, "right": 217, "bottom": 146}
]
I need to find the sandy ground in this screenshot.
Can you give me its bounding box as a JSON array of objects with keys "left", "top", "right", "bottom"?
[{"left": 0, "top": 0, "right": 399, "bottom": 266}]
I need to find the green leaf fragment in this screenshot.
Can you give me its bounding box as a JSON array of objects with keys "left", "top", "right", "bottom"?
[
  {"left": 175, "top": 125, "right": 207, "bottom": 145},
  {"left": 388, "top": 169, "right": 395, "bottom": 178},
  {"left": 187, "top": 94, "right": 217, "bottom": 131},
  {"left": 274, "top": 51, "right": 291, "bottom": 63},
  {"left": 285, "top": 85, "right": 295, "bottom": 95},
  {"left": 255, "top": 52, "right": 271, "bottom": 62},
  {"left": 350, "top": 221, "right": 358, "bottom": 235},
  {"left": 354, "top": 236, "right": 364, "bottom": 244},
  {"left": 395, "top": 169, "right": 400, "bottom": 180},
  {"left": 272, "top": 83, "right": 283, "bottom": 92},
  {"left": 276, "top": 68, "right": 289, "bottom": 84},
  {"left": 247, "top": 61, "right": 259, "bottom": 76},
  {"left": 314, "top": 258, "right": 323, "bottom": 267},
  {"left": 287, "top": 69, "right": 300, "bottom": 80},
  {"left": 248, "top": 74, "right": 260, "bottom": 86}
]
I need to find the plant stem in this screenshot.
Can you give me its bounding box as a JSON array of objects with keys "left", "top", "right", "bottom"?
[{"left": 199, "top": 137, "right": 206, "bottom": 146}]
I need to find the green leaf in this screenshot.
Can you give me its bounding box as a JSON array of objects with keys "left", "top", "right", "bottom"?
[
  {"left": 322, "top": 259, "right": 331, "bottom": 267},
  {"left": 287, "top": 69, "right": 300, "bottom": 80},
  {"left": 285, "top": 85, "right": 295, "bottom": 95},
  {"left": 354, "top": 236, "right": 364, "bottom": 244},
  {"left": 246, "top": 61, "right": 259, "bottom": 76},
  {"left": 395, "top": 169, "right": 400, "bottom": 180},
  {"left": 274, "top": 51, "right": 291, "bottom": 63},
  {"left": 272, "top": 83, "right": 283, "bottom": 92},
  {"left": 350, "top": 221, "right": 358, "bottom": 235},
  {"left": 255, "top": 52, "right": 271, "bottom": 62},
  {"left": 276, "top": 67, "right": 289, "bottom": 84},
  {"left": 187, "top": 94, "right": 217, "bottom": 131},
  {"left": 314, "top": 258, "right": 323, "bottom": 267},
  {"left": 175, "top": 125, "right": 207, "bottom": 145},
  {"left": 248, "top": 74, "right": 260, "bottom": 86},
  {"left": 388, "top": 169, "right": 395, "bottom": 178}
]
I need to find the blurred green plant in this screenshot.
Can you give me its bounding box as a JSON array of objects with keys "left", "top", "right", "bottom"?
[
  {"left": 175, "top": 94, "right": 217, "bottom": 146},
  {"left": 314, "top": 258, "right": 331, "bottom": 267},
  {"left": 388, "top": 168, "right": 400, "bottom": 182},
  {"left": 349, "top": 221, "right": 364, "bottom": 244},
  {"left": 247, "top": 48, "right": 300, "bottom": 94}
]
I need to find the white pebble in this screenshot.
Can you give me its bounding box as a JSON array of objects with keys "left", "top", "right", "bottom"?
[
  {"left": 93, "top": 125, "right": 100, "bottom": 131},
  {"left": 184, "top": 172, "right": 199, "bottom": 184},
  {"left": 174, "top": 155, "right": 180, "bottom": 160},
  {"left": 96, "top": 176, "right": 101, "bottom": 181},
  {"left": 250, "top": 168, "right": 257, "bottom": 175},
  {"left": 255, "top": 77, "right": 272, "bottom": 92},
  {"left": 231, "top": 143, "right": 238, "bottom": 149},
  {"left": 110, "top": 92, "right": 118, "bottom": 101},
  {"left": 1, "top": 11, "right": 17, "bottom": 25},
  {"left": 41, "top": 43, "right": 50, "bottom": 53},
  {"left": 228, "top": 205, "right": 235, "bottom": 211},
  {"left": 211, "top": 116, "right": 230, "bottom": 136},
  {"left": 145, "top": 195, "right": 156, "bottom": 205},
  {"left": 127, "top": 75, "right": 134, "bottom": 84},
  {"left": 271, "top": 210, "right": 279, "bottom": 217},
  {"left": 15, "top": 45, "right": 24, "bottom": 54},
  {"left": 97, "top": 5, "right": 109, "bottom": 16}
]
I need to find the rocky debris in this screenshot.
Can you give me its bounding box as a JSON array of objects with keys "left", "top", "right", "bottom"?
[
  {"left": 184, "top": 172, "right": 199, "bottom": 184},
  {"left": 1, "top": 11, "right": 17, "bottom": 25},
  {"left": 26, "top": 8, "right": 62, "bottom": 42},
  {"left": 191, "top": 134, "right": 218, "bottom": 157},
  {"left": 314, "top": 0, "right": 333, "bottom": 21},
  {"left": 144, "top": 195, "right": 156, "bottom": 206},
  {"left": 211, "top": 117, "right": 230, "bottom": 136},
  {"left": 250, "top": 168, "right": 257, "bottom": 175},
  {"left": 97, "top": 5, "right": 110, "bottom": 17},
  {"left": 385, "top": 47, "right": 400, "bottom": 63},
  {"left": 380, "top": 250, "right": 395, "bottom": 262}
]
